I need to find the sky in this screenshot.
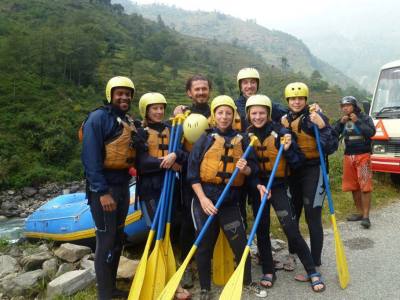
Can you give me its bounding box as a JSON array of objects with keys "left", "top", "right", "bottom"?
[{"left": 132, "top": 0, "right": 399, "bottom": 39}]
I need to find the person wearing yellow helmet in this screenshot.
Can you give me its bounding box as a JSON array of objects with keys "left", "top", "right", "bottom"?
[
  {"left": 281, "top": 82, "right": 338, "bottom": 277},
  {"left": 135, "top": 92, "right": 186, "bottom": 216},
  {"left": 81, "top": 76, "right": 136, "bottom": 299},
  {"left": 187, "top": 95, "right": 266, "bottom": 299},
  {"left": 135, "top": 92, "right": 191, "bottom": 299},
  {"left": 246, "top": 95, "right": 326, "bottom": 292},
  {"left": 235, "top": 67, "right": 288, "bottom": 130},
  {"left": 235, "top": 67, "right": 288, "bottom": 237}
]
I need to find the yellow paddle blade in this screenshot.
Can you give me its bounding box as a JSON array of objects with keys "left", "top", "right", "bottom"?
[
  {"left": 219, "top": 246, "right": 250, "bottom": 300},
  {"left": 213, "top": 229, "right": 235, "bottom": 286},
  {"left": 163, "top": 223, "right": 177, "bottom": 280},
  {"left": 158, "top": 245, "right": 198, "bottom": 300},
  {"left": 140, "top": 240, "right": 167, "bottom": 300},
  {"left": 330, "top": 214, "right": 350, "bottom": 289},
  {"left": 128, "top": 230, "right": 156, "bottom": 300}
]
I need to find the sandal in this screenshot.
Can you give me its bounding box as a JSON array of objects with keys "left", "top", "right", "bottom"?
[
  {"left": 174, "top": 286, "right": 191, "bottom": 299},
  {"left": 260, "top": 273, "right": 276, "bottom": 288},
  {"left": 283, "top": 254, "right": 296, "bottom": 271},
  {"left": 309, "top": 273, "right": 326, "bottom": 293}
]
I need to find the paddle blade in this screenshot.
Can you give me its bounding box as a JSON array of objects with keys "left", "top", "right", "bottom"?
[
  {"left": 158, "top": 245, "right": 198, "bottom": 300},
  {"left": 164, "top": 223, "right": 177, "bottom": 280},
  {"left": 128, "top": 230, "right": 155, "bottom": 300},
  {"left": 331, "top": 214, "right": 350, "bottom": 289},
  {"left": 213, "top": 229, "right": 235, "bottom": 286},
  {"left": 219, "top": 246, "right": 250, "bottom": 300},
  {"left": 140, "top": 240, "right": 167, "bottom": 300}
]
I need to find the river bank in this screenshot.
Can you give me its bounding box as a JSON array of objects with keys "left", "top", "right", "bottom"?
[{"left": 0, "top": 181, "right": 85, "bottom": 220}]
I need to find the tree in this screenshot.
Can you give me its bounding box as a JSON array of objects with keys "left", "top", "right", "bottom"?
[{"left": 281, "top": 57, "right": 289, "bottom": 73}]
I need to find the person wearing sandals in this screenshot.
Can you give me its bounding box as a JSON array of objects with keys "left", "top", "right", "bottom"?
[
  {"left": 246, "top": 94, "right": 326, "bottom": 292},
  {"left": 187, "top": 95, "right": 267, "bottom": 299},
  {"left": 235, "top": 67, "right": 288, "bottom": 269},
  {"left": 281, "top": 82, "right": 338, "bottom": 281},
  {"left": 134, "top": 93, "right": 191, "bottom": 300}
]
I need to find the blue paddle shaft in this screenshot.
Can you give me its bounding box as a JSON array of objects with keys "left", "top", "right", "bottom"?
[
  {"left": 155, "top": 122, "right": 177, "bottom": 239},
  {"left": 158, "top": 120, "right": 185, "bottom": 239},
  {"left": 313, "top": 125, "right": 335, "bottom": 215},
  {"left": 247, "top": 143, "right": 284, "bottom": 246},
  {"left": 194, "top": 142, "right": 255, "bottom": 246}
]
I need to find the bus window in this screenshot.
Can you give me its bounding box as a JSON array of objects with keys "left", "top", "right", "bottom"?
[{"left": 371, "top": 67, "right": 400, "bottom": 116}]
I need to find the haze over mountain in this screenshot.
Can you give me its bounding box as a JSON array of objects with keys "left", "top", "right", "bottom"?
[
  {"left": 124, "top": 0, "right": 400, "bottom": 92},
  {"left": 114, "top": 0, "right": 360, "bottom": 89},
  {"left": 289, "top": 2, "right": 400, "bottom": 92}
]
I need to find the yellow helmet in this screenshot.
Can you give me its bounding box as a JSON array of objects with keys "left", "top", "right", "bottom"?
[
  {"left": 105, "top": 76, "right": 135, "bottom": 103},
  {"left": 183, "top": 114, "right": 209, "bottom": 144},
  {"left": 138, "top": 92, "right": 167, "bottom": 119},
  {"left": 284, "top": 82, "right": 309, "bottom": 100},
  {"left": 210, "top": 95, "right": 237, "bottom": 118},
  {"left": 237, "top": 67, "right": 260, "bottom": 90},
  {"left": 245, "top": 94, "right": 272, "bottom": 118}
]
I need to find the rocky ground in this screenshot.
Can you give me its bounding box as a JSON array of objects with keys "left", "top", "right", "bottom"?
[
  {"left": 0, "top": 241, "right": 138, "bottom": 299},
  {"left": 0, "top": 181, "right": 85, "bottom": 219}
]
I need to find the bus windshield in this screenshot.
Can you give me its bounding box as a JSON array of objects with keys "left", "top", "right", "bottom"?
[{"left": 371, "top": 67, "right": 400, "bottom": 118}]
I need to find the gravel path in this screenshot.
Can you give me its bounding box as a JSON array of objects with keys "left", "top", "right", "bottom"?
[{"left": 189, "top": 201, "right": 400, "bottom": 299}]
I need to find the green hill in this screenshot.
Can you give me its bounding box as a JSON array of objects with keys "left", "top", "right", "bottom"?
[
  {"left": 114, "top": 1, "right": 359, "bottom": 90},
  {"left": 0, "top": 0, "right": 367, "bottom": 189}
]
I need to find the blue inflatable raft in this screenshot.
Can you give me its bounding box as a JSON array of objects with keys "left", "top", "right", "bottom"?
[{"left": 24, "top": 184, "right": 149, "bottom": 243}]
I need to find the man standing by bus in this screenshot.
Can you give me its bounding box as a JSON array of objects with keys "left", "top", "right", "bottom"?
[{"left": 334, "top": 96, "right": 376, "bottom": 229}]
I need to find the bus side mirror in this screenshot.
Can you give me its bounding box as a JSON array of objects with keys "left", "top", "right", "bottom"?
[{"left": 362, "top": 101, "right": 371, "bottom": 113}]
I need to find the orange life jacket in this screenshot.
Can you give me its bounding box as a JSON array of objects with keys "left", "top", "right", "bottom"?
[
  {"left": 145, "top": 126, "right": 170, "bottom": 158},
  {"left": 79, "top": 108, "right": 136, "bottom": 170},
  {"left": 103, "top": 116, "right": 136, "bottom": 169},
  {"left": 252, "top": 132, "right": 288, "bottom": 178},
  {"left": 200, "top": 133, "right": 245, "bottom": 186},
  {"left": 281, "top": 115, "right": 319, "bottom": 159}
]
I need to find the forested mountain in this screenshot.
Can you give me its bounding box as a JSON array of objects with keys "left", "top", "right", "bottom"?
[
  {"left": 114, "top": 1, "right": 359, "bottom": 89},
  {"left": 0, "top": 0, "right": 367, "bottom": 188}
]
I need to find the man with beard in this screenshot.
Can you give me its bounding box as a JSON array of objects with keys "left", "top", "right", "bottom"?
[
  {"left": 174, "top": 74, "right": 212, "bottom": 118},
  {"left": 173, "top": 75, "right": 212, "bottom": 289},
  {"left": 81, "top": 76, "right": 136, "bottom": 299}
]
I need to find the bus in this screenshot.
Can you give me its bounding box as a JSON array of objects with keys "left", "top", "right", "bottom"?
[{"left": 368, "top": 60, "right": 400, "bottom": 184}]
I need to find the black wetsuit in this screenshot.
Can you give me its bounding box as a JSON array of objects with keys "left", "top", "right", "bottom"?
[
  {"left": 82, "top": 105, "right": 133, "bottom": 300},
  {"left": 284, "top": 108, "right": 339, "bottom": 266},
  {"left": 187, "top": 127, "right": 258, "bottom": 290},
  {"left": 248, "top": 123, "right": 317, "bottom": 276}
]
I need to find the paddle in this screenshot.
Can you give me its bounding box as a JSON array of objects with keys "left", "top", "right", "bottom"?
[
  {"left": 212, "top": 228, "right": 235, "bottom": 286},
  {"left": 140, "top": 116, "right": 184, "bottom": 300},
  {"left": 313, "top": 124, "right": 350, "bottom": 289},
  {"left": 219, "top": 140, "right": 284, "bottom": 300},
  {"left": 128, "top": 189, "right": 163, "bottom": 300},
  {"left": 128, "top": 118, "right": 178, "bottom": 300},
  {"left": 157, "top": 136, "right": 257, "bottom": 300},
  {"left": 140, "top": 180, "right": 168, "bottom": 300},
  {"left": 163, "top": 115, "right": 185, "bottom": 280}
]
